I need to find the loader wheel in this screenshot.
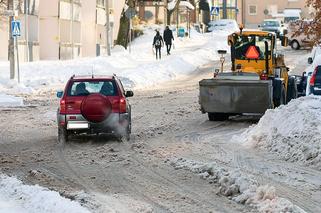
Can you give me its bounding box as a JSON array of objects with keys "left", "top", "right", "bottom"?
[
  {"left": 274, "top": 84, "right": 286, "bottom": 108},
  {"left": 208, "top": 113, "right": 229, "bottom": 121},
  {"left": 286, "top": 77, "right": 298, "bottom": 103}
]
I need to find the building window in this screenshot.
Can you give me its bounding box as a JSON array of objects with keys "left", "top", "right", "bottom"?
[
  {"left": 267, "top": 4, "right": 277, "bottom": 15},
  {"left": 96, "top": 0, "right": 105, "bottom": 7},
  {"left": 248, "top": 4, "right": 257, "bottom": 15}
]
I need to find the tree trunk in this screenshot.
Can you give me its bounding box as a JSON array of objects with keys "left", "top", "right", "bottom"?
[
  {"left": 116, "top": 12, "right": 130, "bottom": 49},
  {"left": 116, "top": 0, "right": 136, "bottom": 49},
  {"left": 166, "top": 0, "right": 181, "bottom": 26}
]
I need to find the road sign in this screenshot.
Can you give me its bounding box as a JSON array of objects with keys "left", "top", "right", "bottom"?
[
  {"left": 12, "top": 21, "right": 21, "bottom": 37},
  {"left": 211, "top": 7, "right": 219, "bottom": 16},
  {"left": 2, "top": 10, "right": 18, "bottom": 16},
  {"left": 125, "top": 8, "right": 135, "bottom": 19}
]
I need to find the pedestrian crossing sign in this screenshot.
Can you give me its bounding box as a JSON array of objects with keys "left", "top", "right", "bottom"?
[
  {"left": 12, "top": 21, "right": 21, "bottom": 37},
  {"left": 211, "top": 7, "right": 220, "bottom": 16}
]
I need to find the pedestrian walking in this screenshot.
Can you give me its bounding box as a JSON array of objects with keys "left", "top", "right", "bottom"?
[
  {"left": 163, "top": 26, "right": 174, "bottom": 55},
  {"left": 153, "top": 30, "right": 164, "bottom": 60}
]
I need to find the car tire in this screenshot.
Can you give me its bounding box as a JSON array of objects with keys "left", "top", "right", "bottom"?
[
  {"left": 81, "top": 94, "right": 112, "bottom": 123},
  {"left": 116, "top": 125, "right": 130, "bottom": 142},
  {"left": 291, "top": 40, "right": 300, "bottom": 50},
  {"left": 208, "top": 113, "right": 229, "bottom": 121},
  {"left": 58, "top": 127, "right": 68, "bottom": 142}
]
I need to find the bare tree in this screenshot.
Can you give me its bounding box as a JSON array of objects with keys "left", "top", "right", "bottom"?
[
  {"left": 166, "top": 0, "right": 181, "bottom": 26},
  {"left": 0, "top": 0, "right": 23, "bottom": 29},
  {"left": 293, "top": 0, "right": 321, "bottom": 50},
  {"left": 116, "top": 0, "right": 182, "bottom": 49},
  {"left": 0, "top": 0, "right": 9, "bottom": 28}
]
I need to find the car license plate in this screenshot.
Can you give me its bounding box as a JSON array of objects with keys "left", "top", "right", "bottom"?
[{"left": 67, "top": 123, "right": 89, "bottom": 129}]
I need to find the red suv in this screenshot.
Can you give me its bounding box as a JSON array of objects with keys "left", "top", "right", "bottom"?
[{"left": 57, "top": 74, "right": 134, "bottom": 142}]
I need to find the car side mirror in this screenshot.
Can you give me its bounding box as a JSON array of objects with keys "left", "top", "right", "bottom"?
[
  {"left": 57, "top": 91, "right": 63, "bottom": 98},
  {"left": 125, "top": 91, "right": 134, "bottom": 97},
  {"left": 308, "top": 57, "right": 313, "bottom": 64}
]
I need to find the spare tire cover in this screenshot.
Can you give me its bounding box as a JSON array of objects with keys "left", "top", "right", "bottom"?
[{"left": 81, "top": 94, "right": 112, "bottom": 123}]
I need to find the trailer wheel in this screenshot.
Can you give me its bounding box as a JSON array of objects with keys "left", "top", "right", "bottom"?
[
  {"left": 208, "top": 113, "right": 229, "bottom": 121},
  {"left": 274, "top": 84, "right": 286, "bottom": 108}
]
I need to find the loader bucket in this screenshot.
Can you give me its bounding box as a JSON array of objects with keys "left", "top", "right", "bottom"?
[{"left": 199, "top": 78, "right": 273, "bottom": 114}]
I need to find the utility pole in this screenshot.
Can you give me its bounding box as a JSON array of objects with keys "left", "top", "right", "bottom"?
[
  {"left": 164, "top": 0, "right": 167, "bottom": 28},
  {"left": 106, "top": 0, "right": 111, "bottom": 56},
  {"left": 8, "top": 0, "right": 15, "bottom": 79},
  {"left": 25, "top": 0, "right": 29, "bottom": 62},
  {"left": 71, "top": 0, "right": 74, "bottom": 59}
]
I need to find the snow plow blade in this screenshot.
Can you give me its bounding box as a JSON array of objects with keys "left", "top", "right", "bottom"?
[{"left": 199, "top": 78, "right": 273, "bottom": 114}]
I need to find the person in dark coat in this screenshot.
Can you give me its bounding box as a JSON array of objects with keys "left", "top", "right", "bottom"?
[
  {"left": 153, "top": 30, "right": 164, "bottom": 60},
  {"left": 163, "top": 26, "right": 174, "bottom": 55}
]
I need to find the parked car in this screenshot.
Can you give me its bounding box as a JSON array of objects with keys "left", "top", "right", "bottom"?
[
  {"left": 207, "top": 19, "right": 238, "bottom": 32},
  {"left": 56, "top": 74, "right": 134, "bottom": 142},
  {"left": 258, "top": 19, "right": 282, "bottom": 38},
  {"left": 309, "top": 65, "right": 321, "bottom": 95},
  {"left": 297, "top": 46, "right": 321, "bottom": 96},
  {"left": 284, "top": 19, "right": 312, "bottom": 50}
]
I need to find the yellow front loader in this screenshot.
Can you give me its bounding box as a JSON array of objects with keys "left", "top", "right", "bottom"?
[{"left": 199, "top": 26, "right": 298, "bottom": 121}]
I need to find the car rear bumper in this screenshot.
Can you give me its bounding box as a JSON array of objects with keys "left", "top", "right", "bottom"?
[
  {"left": 310, "top": 86, "right": 321, "bottom": 95},
  {"left": 57, "top": 112, "right": 130, "bottom": 134}
]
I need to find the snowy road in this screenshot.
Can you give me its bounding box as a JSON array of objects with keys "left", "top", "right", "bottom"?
[{"left": 1, "top": 47, "right": 321, "bottom": 213}]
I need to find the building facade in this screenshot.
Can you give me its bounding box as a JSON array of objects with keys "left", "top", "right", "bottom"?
[
  {"left": 0, "top": 0, "right": 314, "bottom": 62},
  {"left": 0, "top": 0, "right": 123, "bottom": 61}
]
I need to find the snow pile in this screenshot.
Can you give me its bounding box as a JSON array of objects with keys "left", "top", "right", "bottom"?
[
  {"left": 0, "top": 174, "right": 91, "bottom": 213},
  {"left": 235, "top": 96, "right": 321, "bottom": 170},
  {"left": 0, "top": 95, "right": 23, "bottom": 106},
  {"left": 170, "top": 158, "right": 306, "bottom": 213}
]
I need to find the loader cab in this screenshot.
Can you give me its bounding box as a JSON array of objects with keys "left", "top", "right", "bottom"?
[
  {"left": 228, "top": 31, "right": 279, "bottom": 74},
  {"left": 232, "top": 34, "right": 274, "bottom": 60}
]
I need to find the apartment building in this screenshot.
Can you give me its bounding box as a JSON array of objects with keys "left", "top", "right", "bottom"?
[
  {"left": 0, "top": 0, "right": 123, "bottom": 61},
  {"left": 238, "top": 0, "right": 313, "bottom": 28}
]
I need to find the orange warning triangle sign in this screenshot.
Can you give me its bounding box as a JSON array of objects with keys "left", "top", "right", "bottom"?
[{"left": 245, "top": 46, "right": 259, "bottom": 59}]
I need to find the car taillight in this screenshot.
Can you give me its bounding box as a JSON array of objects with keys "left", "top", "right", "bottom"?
[
  {"left": 60, "top": 98, "right": 66, "bottom": 113},
  {"left": 119, "top": 97, "right": 126, "bottom": 113},
  {"left": 310, "top": 67, "right": 317, "bottom": 86}
]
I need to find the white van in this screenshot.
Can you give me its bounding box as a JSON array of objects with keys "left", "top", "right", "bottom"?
[
  {"left": 284, "top": 19, "right": 312, "bottom": 50},
  {"left": 272, "top": 9, "right": 301, "bottom": 35}
]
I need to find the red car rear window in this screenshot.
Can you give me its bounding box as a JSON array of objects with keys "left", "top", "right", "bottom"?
[{"left": 67, "top": 80, "right": 119, "bottom": 96}]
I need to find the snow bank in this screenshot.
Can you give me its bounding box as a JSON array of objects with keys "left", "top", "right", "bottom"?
[
  {"left": 235, "top": 96, "right": 321, "bottom": 170},
  {"left": 0, "top": 174, "right": 91, "bottom": 213},
  {"left": 170, "top": 158, "right": 306, "bottom": 213}
]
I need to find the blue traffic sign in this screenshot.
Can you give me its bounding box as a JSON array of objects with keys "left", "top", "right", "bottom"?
[
  {"left": 12, "top": 21, "right": 21, "bottom": 37},
  {"left": 211, "top": 7, "right": 220, "bottom": 16}
]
